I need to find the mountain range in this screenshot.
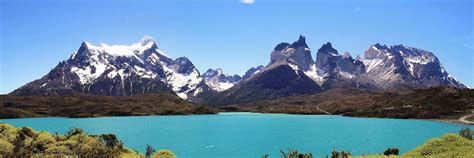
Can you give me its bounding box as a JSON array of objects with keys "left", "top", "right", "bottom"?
[{"left": 10, "top": 35, "right": 466, "bottom": 105}]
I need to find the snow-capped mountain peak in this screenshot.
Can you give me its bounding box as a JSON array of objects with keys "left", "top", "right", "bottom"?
[
  {"left": 313, "top": 42, "right": 365, "bottom": 82},
  {"left": 269, "top": 35, "right": 314, "bottom": 72},
  {"left": 202, "top": 68, "right": 241, "bottom": 91},
  {"left": 362, "top": 43, "right": 465, "bottom": 88},
  {"left": 11, "top": 36, "right": 211, "bottom": 102},
  {"left": 79, "top": 37, "right": 158, "bottom": 58},
  {"left": 138, "top": 35, "right": 156, "bottom": 46}
]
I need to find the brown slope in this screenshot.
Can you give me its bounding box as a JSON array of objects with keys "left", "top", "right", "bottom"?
[
  {"left": 225, "top": 87, "right": 473, "bottom": 119},
  {"left": 0, "top": 93, "right": 216, "bottom": 119}
]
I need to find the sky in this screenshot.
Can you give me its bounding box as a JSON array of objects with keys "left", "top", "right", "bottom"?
[{"left": 0, "top": 0, "right": 473, "bottom": 94}]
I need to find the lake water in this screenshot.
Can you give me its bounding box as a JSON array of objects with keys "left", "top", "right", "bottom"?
[{"left": 1, "top": 113, "right": 472, "bottom": 157}]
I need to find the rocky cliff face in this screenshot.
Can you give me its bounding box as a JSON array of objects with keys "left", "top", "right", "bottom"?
[
  {"left": 241, "top": 65, "right": 264, "bottom": 81},
  {"left": 363, "top": 43, "right": 465, "bottom": 89},
  {"left": 270, "top": 35, "right": 314, "bottom": 71}
]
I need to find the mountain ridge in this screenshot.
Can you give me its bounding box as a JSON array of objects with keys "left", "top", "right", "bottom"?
[{"left": 10, "top": 35, "right": 467, "bottom": 105}]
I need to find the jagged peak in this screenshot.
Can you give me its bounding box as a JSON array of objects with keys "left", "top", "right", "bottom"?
[
  {"left": 174, "top": 56, "right": 192, "bottom": 64},
  {"left": 318, "top": 42, "right": 338, "bottom": 55},
  {"left": 139, "top": 35, "right": 156, "bottom": 46},
  {"left": 80, "top": 41, "right": 90, "bottom": 48},
  {"left": 371, "top": 43, "right": 390, "bottom": 51},
  {"left": 291, "top": 34, "right": 308, "bottom": 48},
  {"left": 75, "top": 37, "right": 159, "bottom": 57},
  {"left": 216, "top": 68, "right": 224, "bottom": 74},
  {"left": 203, "top": 68, "right": 224, "bottom": 76},
  {"left": 342, "top": 52, "right": 352, "bottom": 59},
  {"left": 274, "top": 42, "right": 291, "bottom": 51}
]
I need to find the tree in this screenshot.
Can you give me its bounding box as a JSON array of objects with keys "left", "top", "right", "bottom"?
[
  {"left": 145, "top": 144, "right": 155, "bottom": 158},
  {"left": 459, "top": 128, "right": 473, "bottom": 140}
]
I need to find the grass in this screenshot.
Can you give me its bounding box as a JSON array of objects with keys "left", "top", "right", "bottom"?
[
  {"left": 402, "top": 134, "right": 474, "bottom": 157},
  {"left": 265, "top": 129, "right": 474, "bottom": 158},
  {"left": 354, "top": 134, "right": 474, "bottom": 158}
]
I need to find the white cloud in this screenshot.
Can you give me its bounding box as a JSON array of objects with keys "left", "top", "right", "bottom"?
[
  {"left": 354, "top": 6, "right": 360, "bottom": 12},
  {"left": 240, "top": 0, "right": 255, "bottom": 5}
]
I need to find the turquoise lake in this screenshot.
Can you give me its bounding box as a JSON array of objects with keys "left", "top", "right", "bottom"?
[{"left": 1, "top": 113, "right": 472, "bottom": 157}]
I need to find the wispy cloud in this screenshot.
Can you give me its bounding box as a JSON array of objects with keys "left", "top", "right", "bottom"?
[
  {"left": 240, "top": 0, "right": 255, "bottom": 5},
  {"left": 354, "top": 6, "right": 360, "bottom": 12}
]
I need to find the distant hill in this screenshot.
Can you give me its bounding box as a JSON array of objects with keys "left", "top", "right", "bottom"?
[
  {"left": 0, "top": 93, "right": 216, "bottom": 119},
  {"left": 225, "top": 87, "right": 473, "bottom": 119}
]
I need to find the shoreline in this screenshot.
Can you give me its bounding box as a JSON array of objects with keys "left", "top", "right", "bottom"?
[{"left": 3, "top": 111, "right": 474, "bottom": 126}]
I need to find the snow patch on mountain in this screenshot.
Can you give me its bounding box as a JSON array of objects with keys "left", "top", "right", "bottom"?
[
  {"left": 162, "top": 65, "right": 202, "bottom": 99},
  {"left": 62, "top": 36, "right": 209, "bottom": 100},
  {"left": 363, "top": 43, "right": 466, "bottom": 88},
  {"left": 241, "top": 65, "right": 264, "bottom": 81},
  {"left": 202, "top": 68, "right": 241, "bottom": 91}
]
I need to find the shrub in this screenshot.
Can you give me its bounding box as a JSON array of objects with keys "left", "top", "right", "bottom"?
[
  {"left": 0, "top": 139, "right": 13, "bottom": 155},
  {"left": 100, "top": 134, "right": 123, "bottom": 149},
  {"left": 12, "top": 127, "right": 37, "bottom": 156},
  {"left": 152, "top": 150, "right": 176, "bottom": 158},
  {"left": 280, "top": 148, "right": 313, "bottom": 158},
  {"left": 65, "top": 127, "right": 85, "bottom": 139},
  {"left": 45, "top": 145, "right": 72, "bottom": 155},
  {"left": 145, "top": 144, "right": 155, "bottom": 158},
  {"left": 331, "top": 150, "right": 351, "bottom": 158},
  {"left": 458, "top": 128, "right": 473, "bottom": 140},
  {"left": 0, "top": 123, "right": 145, "bottom": 157},
  {"left": 403, "top": 134, "right": 474, "bottom": 157},
  {"left": 383, "top": 148, "right": 399, "bottom": 156},
  {"left": 32, "top": 131, "right": 55, "bottom": 152}
]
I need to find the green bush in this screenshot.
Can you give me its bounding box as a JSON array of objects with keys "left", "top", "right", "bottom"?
[
  {"left": 65, "top": 127, "right": 85, "bottom": 139},
  {"left": 280, "top": 148, "right": 313, "bottom": 158},
  {"left": 32, "top": 131, "right": 55, "bottom": 152},
  {"left": 100, "top": 134, "right": 123, "bottom": 149},
  {"left": 383, "top": 148, "right": 399, "bottom": 156},
  {"left": 0, "top": 138, "right": 13, "bottom": 155},
  {"left": 402, "top": 134, "right": 474, "bottom": 157},
  {"left": 0, "top": 123, "right": 143, "bottom": 157},
  {"left": 459, "top": 127, "right": 473, "bottom": 140},
  {"left": 331, "top": 150, "right": 351, "bottom": 158}
]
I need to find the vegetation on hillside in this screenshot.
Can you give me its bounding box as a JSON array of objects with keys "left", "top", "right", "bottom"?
[
  {"left": 0, "top": 123, "right": 142, "bottom": 157},
  {"left": 0, "top": 123, "right": 178, "bottom": 158},
  {"left": 229, "top": 87, "right": 474, "bottom": 120},
  {"left": 401, "top": 133, "right": 474, "bottom": 157},
  {"left": 459, "top": 127, "right": 473, "bottom": 140},
  {"left": 0, "top": 93, "right": 217, "bottom": 119},
  {"left": 262, "top": 128, "right": 474, "bottom": 158},
  {"left": 1, "top": 123, "right": 472, "bottom": 157}
]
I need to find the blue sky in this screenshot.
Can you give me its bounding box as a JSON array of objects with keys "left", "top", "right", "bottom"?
[{"left": 0, "top": 0, "right": 473, "bottom": 94}]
